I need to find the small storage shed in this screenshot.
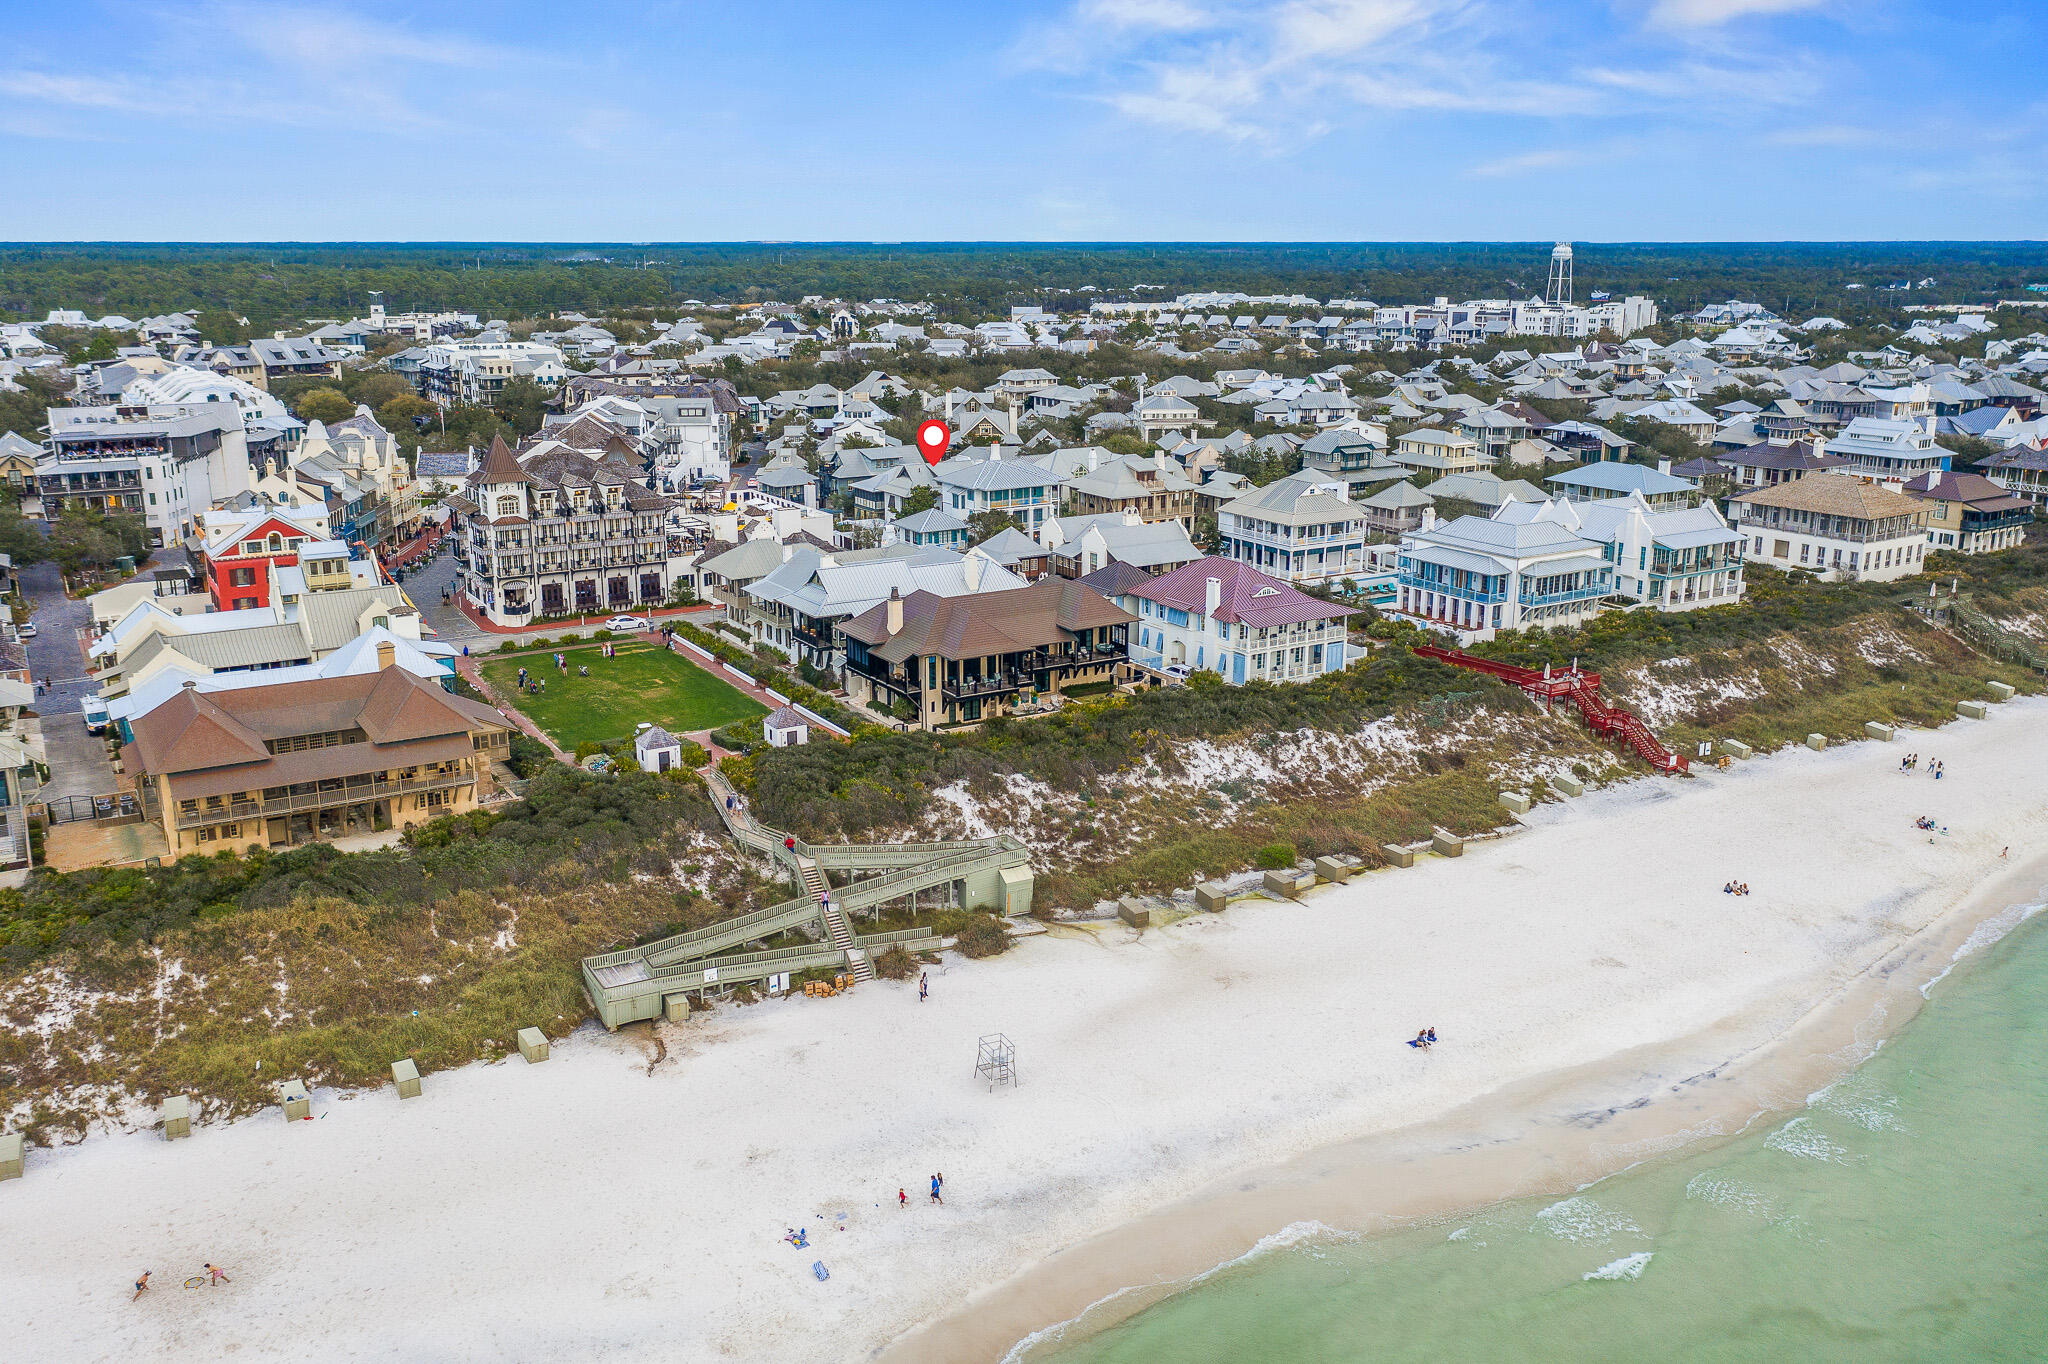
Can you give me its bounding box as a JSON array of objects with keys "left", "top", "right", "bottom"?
[
  {"left": 634, "top": 723, "right": 684, "bottom": 773},
  {"left": 763, "top": 705, "right": 811, "bottom": 748}
]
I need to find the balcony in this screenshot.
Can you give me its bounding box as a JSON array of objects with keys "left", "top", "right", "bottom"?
[
  {"left": 1030, "top": 644, "right": 1126, "bottom": 670},
  {"left": 942, "top": 674, "right": 1026, "bottom": 700},
  {"left": 1400, "top": 576, "right": 1506, "bottom": 604},
  {"left": 176, "top": 768, "right": 476, "bottom": 829},
  {"left": 1520, "top": 583, "right": 1609, "bottom": 607}
]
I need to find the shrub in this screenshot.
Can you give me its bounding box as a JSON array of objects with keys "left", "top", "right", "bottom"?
[
  {"left": 872, "top": 944, "right": 915, "bottom": 979},
  {"left": 951, "top": 914, "right": 1011, "bottom": 959},
  {"left": 1255, "top": 842, "right": 1298, "bottom": 869}
]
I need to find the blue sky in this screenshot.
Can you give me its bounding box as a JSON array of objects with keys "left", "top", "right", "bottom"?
[{"left": 1, "top": 0, "right": 2041, "bottom": 241}]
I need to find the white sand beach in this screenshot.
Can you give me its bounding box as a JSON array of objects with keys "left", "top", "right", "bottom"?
[{"left": 4, "top": 700, "right": 2045, "bottom": 1364}]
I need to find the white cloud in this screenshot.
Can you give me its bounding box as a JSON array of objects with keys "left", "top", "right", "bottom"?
[
  {"left": 1077, "top": 0, "right": 1215, "bottom": 30},
  {"left": 208, "top": 4, "right": 506, "bottom": 71},
  {"left": 1467, "top": 148, "right": 1587, "bottom": 177},
  {"left": 1034, "top": 0, "right": 1820, "bottom": 144},
  {"left": 1644, "top": 0, "right": 1829, "bottom": 26},
  {"left": 0, "top": 71, "right": 153, "bottom": 113}
]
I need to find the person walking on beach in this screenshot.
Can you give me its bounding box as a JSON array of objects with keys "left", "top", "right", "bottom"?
[
  {"left": 919, "top": 971, "right": 928, "bottom": 1002},
  {"left": 930, "top": 1175, "right": 943, "bottom": 1205},
  {"left": 204, "top": 1263, "right": 230, "bottom": 1285},
  {"left": 131, "top": 1271, "right": 150, "bottom": 1302},
  {"left": 898, "top": 1188, "right": 908, "bottom": 1208}
]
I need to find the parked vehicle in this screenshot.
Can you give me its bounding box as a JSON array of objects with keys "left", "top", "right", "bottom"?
[
  {"left": 603, "top": 615, "right": 650, "bottom": 632},
  {"left": 81, "top": 694, "right": 110, "bottom": 734},
  {"left": 17, "top": 622, "right": 36, "bottom": 639}
]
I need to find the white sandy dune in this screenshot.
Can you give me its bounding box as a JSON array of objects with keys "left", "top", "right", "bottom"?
[{"left": 4, "top": 700, "right": 2046, "bottom": 1363}]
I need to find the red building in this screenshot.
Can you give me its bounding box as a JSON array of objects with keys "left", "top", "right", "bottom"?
[{"left": 201, "top": 509, "right": 327, "bottom": 612}]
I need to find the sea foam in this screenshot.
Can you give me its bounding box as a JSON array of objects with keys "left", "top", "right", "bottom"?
[
  {"left": 1583, "top": 1251, "right": 1654, "bottom": 1282},
  {"left": 1533, "top": 1196, "right": 1643, "bottom": 1244}
]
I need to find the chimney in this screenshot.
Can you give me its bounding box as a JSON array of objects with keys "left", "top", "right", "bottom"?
[
  {"left": 377, "top": 639, "right": 396, "bottom": 671},
  {"left": 885, "top": 586, "right": 904, "bottom": 635},
  {"left": 964, "top": 552, "right": 984, "bottom": 590},
  {"left": 944, "top": 392, "right": 954, "bottom": 421},
  {"left": 1657, "top": 458, "right": 1672, "bottom": 476},
  {"left": 1204, "top": 575, "right": 1223, "bottom": 617}
]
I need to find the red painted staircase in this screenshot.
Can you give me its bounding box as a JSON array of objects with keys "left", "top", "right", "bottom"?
[{"left": 1412, "top": 644, "right": 1688, "bottom": 774}]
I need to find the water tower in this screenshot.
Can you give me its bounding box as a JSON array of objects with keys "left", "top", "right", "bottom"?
[{"left": 1546, "top": 243, "right": 1574, "bottom": 306}]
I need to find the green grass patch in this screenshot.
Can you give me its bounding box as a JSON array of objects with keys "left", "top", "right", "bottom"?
[{"left": 483, "top": 644, "right": 765, "bottom": 748}]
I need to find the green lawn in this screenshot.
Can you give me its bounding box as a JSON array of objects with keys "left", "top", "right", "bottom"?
[{"left": 482, "top": 643, "right": 765, "bottom": 748}]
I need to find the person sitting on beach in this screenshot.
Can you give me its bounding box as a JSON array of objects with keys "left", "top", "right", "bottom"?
[
  {"left": 1723, "top": 882, "right": 1735, "bottom": 894},
  {"left": 1426, "top": 1027, "right": 1437, "bottom": 1044}
]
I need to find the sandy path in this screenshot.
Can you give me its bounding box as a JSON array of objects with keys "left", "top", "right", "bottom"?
[{"left": 4, "top": 700, "right": 2045, "bottom": 1363}]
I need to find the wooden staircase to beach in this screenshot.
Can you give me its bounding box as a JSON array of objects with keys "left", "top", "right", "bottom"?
[
  {"left": 801, "top": 856, "right": 872, "bottom": 982},
  {"left": 1413, "top": 644, "right": 1689, "bottom": 774}
]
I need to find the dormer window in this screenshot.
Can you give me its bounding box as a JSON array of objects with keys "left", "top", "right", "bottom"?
[{"left": 496, "top": 495, "right": 521, "bottom": 517}]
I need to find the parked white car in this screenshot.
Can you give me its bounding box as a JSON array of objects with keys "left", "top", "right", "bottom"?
[{"left": 603, "top": 615, "right": 650, "bottom": 633}]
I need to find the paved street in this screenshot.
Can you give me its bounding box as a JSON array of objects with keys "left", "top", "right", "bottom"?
[{"left": 20, "top": 560, "right": 120, "bottom": 805}]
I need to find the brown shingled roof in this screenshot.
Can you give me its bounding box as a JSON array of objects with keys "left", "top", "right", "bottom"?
[
  {"left": 128, "top": 669, "right": 509, "bottom": 788},
  {"left": 840, "top": 580, "right": 1133, "bottom": 665},
  {"left": 477, "top": 434, "right": 528, "bottom": 485},
  {"left": 1732, "top": 472, "right": 1927, "bottom": 520}
]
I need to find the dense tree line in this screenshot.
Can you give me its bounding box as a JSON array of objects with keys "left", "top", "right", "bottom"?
[{"left": 6, "top": 242, "right": 2047, "bottom": 329}]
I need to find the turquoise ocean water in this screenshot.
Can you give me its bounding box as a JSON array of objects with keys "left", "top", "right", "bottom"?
[{"left": 1043, "top": 898, "right": 2048, "bottom": 1364}]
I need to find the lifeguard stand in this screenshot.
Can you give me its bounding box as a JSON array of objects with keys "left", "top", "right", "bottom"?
[{"left": 974, "top": 1033, "right": 1018, "bottom": 1091}]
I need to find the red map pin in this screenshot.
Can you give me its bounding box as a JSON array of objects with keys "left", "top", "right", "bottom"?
[{"left": 915, "top": 419, "right": 951, "bottom": 466}]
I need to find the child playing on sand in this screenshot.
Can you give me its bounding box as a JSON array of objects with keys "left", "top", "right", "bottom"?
[
  {"left": 131, "top": 1271, "right": 150, "bottom": 1301},
  {"left": 898, "top": 1188, "right": 908, "bottom": 1208},
  {"left": 204, "top": 1263, "right": 230, "bottom": 1285}
]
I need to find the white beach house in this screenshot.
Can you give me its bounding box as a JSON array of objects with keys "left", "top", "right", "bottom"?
[
  {"left": 1120, "top": 557, "right": 1356, "bottom": 683},
  {"left": 1730, "top": 472, "right": 1931, "bottom": 582},
  {"left": 1495, "top": 492, "right": 1745, "bottom": 611},
  {"left": 1390, "top": 510, "right": 1612, "bottom": 642},
  {"left": 1215, "top": 470, "right": 1369, "bottom": 585}
]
